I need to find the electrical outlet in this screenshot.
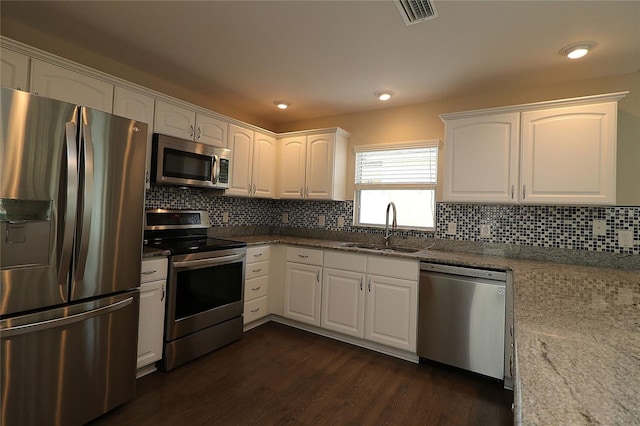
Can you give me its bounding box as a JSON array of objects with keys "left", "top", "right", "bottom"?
[
  {"left": 480, "top": 224, "right": 491, "bottom": 238},
  {"left": 618, "top": 230, "right": 634, "bottom": 248},
  {"left": 222, "top": 212, "right": 229, "bottom": 223},
  {"left": 318, "top": 215, "right": 325, "bottom": 226},
  {"left": 337, "top": 216, "right": 345, "bottom": 227},
  {"left": 592, "top": 219, "right": 607, "bottom": 237},
  {"left": 447, "top": 221, "right": 457, "bottom": 235},
  {"left": 282, "top": 212, "right": 289, "bottom": 224}
]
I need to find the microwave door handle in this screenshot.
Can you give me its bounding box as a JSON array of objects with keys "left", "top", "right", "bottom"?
[{"left": 212, "top": 154, "right": 220, "bottom": 184}]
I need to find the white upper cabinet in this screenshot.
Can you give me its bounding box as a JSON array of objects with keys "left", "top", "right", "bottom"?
[
  {"left": 252, "top": 131, "right": 277, "bottom": 198},
  {"left": 154, "top": 100, "right": 196, "bottom": 140},
  {"left": 1, "top": 48, "right": 29, "bottom": 91},
  {"left": 520, "top": 102, "right": 617, "bottom": 205},
  {"left": 278, "top": 128, "right": 349, "bottom": 201},
  {"left": 279, "top": 135, "right": 308, "bottom": 199},
  {"left": 113, "top": 87, "right": 155, "bottom": 188},
  {"left": 442, "top": 112, "right": 520, "bottom": 203},
  {"left": 154, "top": 100, "right": 228, "bottom": 147},
  {"left": 226, "top": 125, "right": 277, "bottom": 198},
  {"left": 441, "top": 92, "right": 626, "bottom": 205},
  {"left": 30, "top": 59, "right": 113, "bottom": 112},
  {"left": 226, "top": 123, "right": 255, "bottom": 196},
  {"left": 195, "top": 113, "right": 228, "bottom": 147}
]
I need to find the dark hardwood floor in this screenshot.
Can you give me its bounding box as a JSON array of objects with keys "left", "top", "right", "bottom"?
[{"left": 90, "top": 322, "right": 513, "bottom": 425}]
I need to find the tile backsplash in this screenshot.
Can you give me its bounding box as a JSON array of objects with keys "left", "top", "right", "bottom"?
[{"left": 145, "top": 186, "right": 639, "bottom": 255}]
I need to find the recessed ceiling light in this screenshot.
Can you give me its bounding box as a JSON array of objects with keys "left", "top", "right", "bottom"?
[
  {"left": 560, "top": 42, "right": 596, "bottom": 59},
  {"left": 274, "top": 101, "right": 290, "bottom": 109},
  {"left": 375, "top": 91, "right": 394, "bottom": 101}
]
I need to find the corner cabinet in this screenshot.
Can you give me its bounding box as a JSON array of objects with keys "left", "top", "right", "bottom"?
[
  {"left": 226, "top": 125, "right": 277, "bottom": 198},
  {"left": 441, "top": 92, "right": 627, "bottom": 205},
  {"left": 1, "top": 47, "right": 29, "bottom": 91},
  {"left": 279, "top": 128, "right": 349, "bottom": 201},
  {"left": 138, "top": 257, "right": 168, "bottom": 377}
]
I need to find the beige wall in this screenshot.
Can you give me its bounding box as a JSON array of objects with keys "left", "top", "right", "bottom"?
[{"left": 276, "top": 72, "right": 640, "bottom": 205}]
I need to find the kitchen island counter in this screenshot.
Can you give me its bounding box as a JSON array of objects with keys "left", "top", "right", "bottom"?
[{"left": 230, "top": 234, "right": 640, "bottom": 425}]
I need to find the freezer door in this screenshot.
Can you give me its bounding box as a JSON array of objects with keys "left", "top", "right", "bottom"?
[
  {"left": 0, "top": 88, "right": 78, "bottom": 315},
  {"left": 70, "top": 108, "right": 147, "bottom": 300},
  {"left": 0, "top": 291, "right": 139, "bottom": 426}
]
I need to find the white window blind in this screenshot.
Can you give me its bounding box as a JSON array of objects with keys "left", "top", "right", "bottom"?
[
  {"left": 355, "top": 144, "right": 438, "bottom": 189},
  {"left": 353, "top": 141, "right": 438, "bottom": 230}
]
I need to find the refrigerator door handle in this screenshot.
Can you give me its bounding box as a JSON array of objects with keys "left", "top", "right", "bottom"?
[
  {"left": 0, "top": 296, "right": 133, "bottom": 338},
  {"left": 75, "top": 110, "right": 94, "bottom": 281},
  {"left": 58, "top": 121, "right": 79, "bottom": 290}
]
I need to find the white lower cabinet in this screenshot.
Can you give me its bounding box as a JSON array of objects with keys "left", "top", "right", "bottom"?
[
  {"left": 364, "top": 273, "right": 417, "bottom": 352},
  {"left": 138, "top": 257, "right": 167, "bottom": 376},
  {"left": 322, "top": 252, "right": 418, "bottom": 352},
  {"left": 284, "top": 247, "right": 323, "bottom": 326},
  {"left": 244, "top": 245, "right": 270, "bottom": 325}
]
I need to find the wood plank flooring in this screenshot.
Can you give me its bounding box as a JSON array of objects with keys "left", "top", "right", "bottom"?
[{"left": 90, "top": 322, "right": 513, "bottom": 425}]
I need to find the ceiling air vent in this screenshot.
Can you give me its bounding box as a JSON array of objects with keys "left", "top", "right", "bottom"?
[{"left": 394, "top": 0, "right": 438, "bottom": 26}]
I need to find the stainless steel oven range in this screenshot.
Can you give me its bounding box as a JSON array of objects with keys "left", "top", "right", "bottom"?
[{"left": 144, "top": 209, "right": 246, "bottom": 371}]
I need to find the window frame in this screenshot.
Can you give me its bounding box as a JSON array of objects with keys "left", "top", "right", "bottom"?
[{"left": 353, "top": 140, "right": 439, "bottom": 231}]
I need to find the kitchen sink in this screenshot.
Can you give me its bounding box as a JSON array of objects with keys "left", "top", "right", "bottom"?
[{"left": 338, "top": 242, "right": 421, "bottom": 253}]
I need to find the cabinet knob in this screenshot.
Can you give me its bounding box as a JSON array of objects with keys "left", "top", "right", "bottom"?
[
  {"left": 197, "top": 127, "right": 201, "bottom": 139},
  {"left": 522, "top": 185, "right": 526, "bottom": 199},
  {"left": 252, "top": 268, "right": 262, "bottom": 273},
  {"left": 299, "top": 187, "right": 304, "bottom": 197},
  {"left": 141, "top": 270, "right": 157, "bottom": 275},
  {"left": 250, "top": 307, "right": 260, "bottom": 313},
  {"left": 161, "top": 285, "right": 165, "bottom": 302},
  {"left": 190, "top": 125, "right": 194, "bottom": 137},
  {"left": 251, "top": 286, "right": 261, "bottom": 291},
  {"left": 253, "top": 253, "right": 263, "bottom": 258},
  {"left": 511, "top": 185, "right": 515, "bottom": 199}
]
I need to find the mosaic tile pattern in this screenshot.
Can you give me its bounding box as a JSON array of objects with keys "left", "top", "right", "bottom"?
[
  {"left": 145, "top": 187, "right": 639, "bottom": 254},
  {"left": 436, "top": 203, "right": 640, "bottom": 255}
]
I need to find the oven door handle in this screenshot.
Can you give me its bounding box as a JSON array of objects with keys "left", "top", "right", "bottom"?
[{"left": 173, "top": 253, "right": 245, "bottom": 269}]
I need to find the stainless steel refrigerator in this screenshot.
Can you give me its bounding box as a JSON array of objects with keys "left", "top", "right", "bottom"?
[{"left": 0, "top": 87, "right": 147, "bottom": 425}]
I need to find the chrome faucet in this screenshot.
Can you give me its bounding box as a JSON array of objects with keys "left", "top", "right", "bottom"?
[{"left": 384, "top": 202, "right": 397, "bottom": 246}]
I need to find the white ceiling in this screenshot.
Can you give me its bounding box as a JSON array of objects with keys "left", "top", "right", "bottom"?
[{"left": 1, "top": 1, "right": 639, "bottom": 125}]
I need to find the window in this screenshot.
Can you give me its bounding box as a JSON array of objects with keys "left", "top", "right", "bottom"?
[{"left": 354, "top": 141, "right": 438, "bottom": 230}]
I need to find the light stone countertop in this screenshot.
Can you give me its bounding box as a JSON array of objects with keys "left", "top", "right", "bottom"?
[{"left": 229, "top": 235, "right": 640, "bottom": 425}]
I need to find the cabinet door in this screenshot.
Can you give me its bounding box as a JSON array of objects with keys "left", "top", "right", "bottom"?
[
  {"left": 520, "top": 102, "right": 617, "bottom": 205},
  {"left": 195, "top": 113, "right": 227, "bottom": 147},
  {"left": 154, "top": 100, "right": 196, "bottom": 140},
  {"left": 305, "top": 133, "right": 335, "bottom": 199},
  {"left": 321, "top": 268, "right": 365, "bottom": 338},
  {"left": 284, "top": 262, "right": 322, "bottom": 326},
  {"left": 113, "top": 87, "right": 155, "bottom": 188},
  {"left": 442, "top": 112, "right": 520, "bottom": 203},
  {"left": 1, "top": 48, "right": 29, "bottom": 91},
  {"left": 365, "top": 274, "right": 417, "bottom": 352},
  {"left": 279, "top": 136, "right": 307, "bottom": 199},
  {"left": 137, "top": 280, "right": 166, "bottom": 369},
  {"left": 31, "top": 59, "right": 113, "bottom": 112},
  {"left": 226, "top": 123, "right": 254, "bottom": 196},
  {"left": 252, "top": 131, "right": 277, "bottom": 198}
]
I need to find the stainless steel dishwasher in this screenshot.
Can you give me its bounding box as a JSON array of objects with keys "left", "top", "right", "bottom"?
[{"left": 417, "top": 262, "right": 506, "bottom": 380}]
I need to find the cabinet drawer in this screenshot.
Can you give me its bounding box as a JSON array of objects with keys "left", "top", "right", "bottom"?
[
  {"left": 286, "top": 246, "right": 323, "bottom": 266},
  {"left": 324, "top": 250, "right": 366, "bottom": 273},
  {"left": 245, "top": 260, "right": 269, "bottom": 280},
  {"left": 244, "top": 275, "right": 268, "bottom": 301},
  {"left": 367, "top": 256, "right": 418, "bottom": 281},
  {"left": 140, "top": 258, "right": 168, "bottom": 283},
  {"left": 246, "top": 245, "right": 270, "bottom": 262},
  {"left": 244, "top": 296, "right": 268, "bottom": 324}
]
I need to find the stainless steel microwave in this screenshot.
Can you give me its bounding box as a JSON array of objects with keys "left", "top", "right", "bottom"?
[{"left": 151, "top": 133, "right": 230, "bottom": 189}]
